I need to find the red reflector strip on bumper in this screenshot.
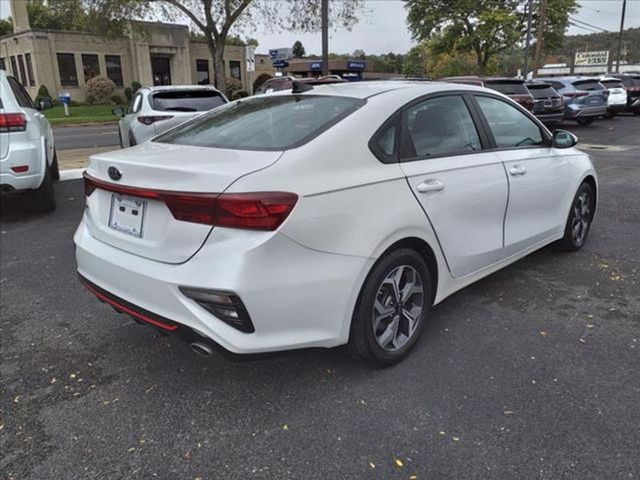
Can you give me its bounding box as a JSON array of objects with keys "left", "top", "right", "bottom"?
[{"left": 78, "top": 274, "right": 179, "bottom": 332}]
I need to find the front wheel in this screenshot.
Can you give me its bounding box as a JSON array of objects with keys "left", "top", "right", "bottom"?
[
  {"left": 349, "top": 249, "right": 432, "bottom": 366},
  {"left": 558, "top": 182, "right": 595, "bottom": 252}
]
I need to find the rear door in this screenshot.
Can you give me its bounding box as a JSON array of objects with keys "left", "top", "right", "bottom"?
[
  {"left": 149, "top": 89, "right": 227, "bottom": 135},
  {"left": 472, "top": 94, "right": 574, "bottom": 253},
  {"left": 572, "top": 79, "right": 607, "bottom": 108},
  {"left": 399, "top": 93, "right": 508, "bottom": 278},
  {"left": 121, "top": 92, "right": 143, "bottom": 146}
]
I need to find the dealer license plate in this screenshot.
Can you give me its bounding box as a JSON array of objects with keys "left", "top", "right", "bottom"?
[{"left": 109, "top": 194, "right": 146, "bottom": 238}]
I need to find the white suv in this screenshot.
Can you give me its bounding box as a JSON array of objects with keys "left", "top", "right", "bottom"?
[
  {"left": 113, "top": 85, "right": 227, "bottom": 147},
  {"left": 0, "top": 70, "right": 58, "bottom": 211}
]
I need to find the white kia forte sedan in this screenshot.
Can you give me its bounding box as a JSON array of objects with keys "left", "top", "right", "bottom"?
[{"left": 75, "top": 81, "right": 597, "bottom": 365}]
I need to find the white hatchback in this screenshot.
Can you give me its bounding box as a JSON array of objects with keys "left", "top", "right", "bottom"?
[
  {"left": 0, "top": 70, "right": 57, "bottom": 211},
  {"left": 600, "top": 76, "right": 628, "bottom": 117},
  {"left": 75, "top": 81, "right": 598, "bottom": 365}
]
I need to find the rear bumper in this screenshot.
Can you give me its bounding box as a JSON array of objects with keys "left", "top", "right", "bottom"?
[
  {"left": 74, "top": 218, "right": 371, "bottom": 354},
  {"left": 0, "top": 141, "right": 45, "bottom": 191},
  {"left": 607, "top": 104, "right": 627, "bottom": 113},
  {"left": 534, "top": 111, "right": 564, "bottom": 124},
  {"left": 565, "top": 105, "right": 607, "bottom": 119}
]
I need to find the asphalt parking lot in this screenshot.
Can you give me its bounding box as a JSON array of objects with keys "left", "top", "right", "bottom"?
[{"left": 1, "top": 115, "right": 639, "bottom": 479}]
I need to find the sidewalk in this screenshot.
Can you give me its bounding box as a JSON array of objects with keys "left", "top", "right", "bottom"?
[{"left": 58, "top": 146, "right": 119, "bottom": 171}]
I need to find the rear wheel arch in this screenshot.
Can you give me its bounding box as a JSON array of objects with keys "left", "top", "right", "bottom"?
[{"left": 582, "top": 175, "right": 597, "bottom": 212}]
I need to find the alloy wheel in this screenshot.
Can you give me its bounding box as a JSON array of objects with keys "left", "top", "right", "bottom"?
[
  {"left": 372, "top": 265, "right": 424, "bottom": 352},
  {"left": 572, "top": 190, "right": 591, "bottom": 245}
]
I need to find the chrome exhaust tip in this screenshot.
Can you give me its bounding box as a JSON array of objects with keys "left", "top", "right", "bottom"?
[{"left": 190, "top": 342, "right": 213, "bottom": 357}]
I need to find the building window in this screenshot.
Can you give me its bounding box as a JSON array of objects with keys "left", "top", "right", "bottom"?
[
  {"left": 17, "top": 55, "right": 27, "bottom": 86},
  {"left": 0, "top": 57, "right": 6, "bottom": 71},
  {"left": 105, "top": 55, "right": 123, "bottom": 87},
  {"left": 25, "top": 53, "right": 35, "bottom": 86},
  {"left": 10, "top": 56, "right": 18, "bottom": 77},
  {"left": 196, "top": 59, "right": 209, "bottom": 85},
  {"left": 57, "top": 53, "right": 78, "bottom": 86},
  {"left": 229, "top": 60, "right": 241, "bottom": 81},
  {"left": 81, "top": 54, "right": 100, "bottom": 83}
]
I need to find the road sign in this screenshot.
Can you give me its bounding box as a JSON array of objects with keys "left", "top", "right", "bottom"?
[
  {"left": 574, "top": 51, "right": 609, "bottom": 66},
  {"left": 269, "top": 48, "right": 293, "bottom": 61},
  {"left": 347, "top": 61, "right": 366, "bottom": 70},
  {"left": 246, "top": 45, "right": 256, "bottom": 72},
  {"left": 273, "top": 60, "right": 289, "bottom": 69},
  {"left": 310, "top": 62, "right": 322, "bottom": 70}
]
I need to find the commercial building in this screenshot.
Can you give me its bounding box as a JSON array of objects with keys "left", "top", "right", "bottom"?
[{"left": 0, "top": 0, "right": 274, "bottom": 102}]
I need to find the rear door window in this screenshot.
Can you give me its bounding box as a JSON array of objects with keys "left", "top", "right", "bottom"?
[
  {"left": 127, "top": 93, "right": 143, "bottom": 114},
  {"left": 7, "top": 76, "right": 34, "bottom": 109},
  {"left": 151, "top": 90, "right": 227, "bottom": 112},
  {"left": 572, "top": 80, "right": 604, "bottom": 91},
  {"left": 154, "top": 95, "right": 365, "bottom": 151},
  {"left": 486, "top": 81, "right": 529, "bottom": 95}
]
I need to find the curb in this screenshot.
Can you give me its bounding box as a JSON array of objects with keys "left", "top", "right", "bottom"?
[{"left": 60, "top": 169, "right": 85, "bottom": 181}]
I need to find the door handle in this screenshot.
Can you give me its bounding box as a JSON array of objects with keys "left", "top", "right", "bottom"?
[
  {"left": 508, "top": 165, "right": 527, "bottom": 176},
  {"left": 416, "top": 179, "right": 444, "bottom": 193}
]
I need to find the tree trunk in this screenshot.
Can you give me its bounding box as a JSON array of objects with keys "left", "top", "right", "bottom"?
[{"left": 208, "top": 40, "right": 226, "bottom": 94}]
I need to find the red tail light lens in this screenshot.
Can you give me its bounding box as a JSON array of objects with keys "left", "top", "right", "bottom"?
[
  {"left": 0, "top": 113, "right": 27, "bottom": 132},
  {"left": 215, "top": 193, "right": 298, "bottom": 230},
  {"left": 137, "top": 115, "right": 174, "bottom": 125},
  {"left": 83, "top": 173, "right": 297, "bottom": 230},
  {"left": 10, "top": 165, "right": 29, "bottom": 173}
]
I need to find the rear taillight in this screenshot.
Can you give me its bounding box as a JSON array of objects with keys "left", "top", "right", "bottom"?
[
  {"left": 0, "top": 113, "right": 27, "bottom": 132},
  {"left": 83, "top": 173, "right": 297, "bottom": 230},
  {"left": 137, "top": 115, "right": 173, "bottom": 125}
]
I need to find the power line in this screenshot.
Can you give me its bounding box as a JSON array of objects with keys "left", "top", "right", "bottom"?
[{"left": 569, "top": 16, "right": 611, "bottom": 31}]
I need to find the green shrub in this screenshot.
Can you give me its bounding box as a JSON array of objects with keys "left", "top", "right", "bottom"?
[
  {"left": 232, "top": 90, "right": 249, "bottom": 100},
  {"left": 124, "top": 87, "right": 133, "bottom": 101},
  {"left": 85, "top": 75, "right": 117, "bottom": 105},
  {"left": 35, "top": 84, "right": 52, "bottom": 105},
  {"left": 131, "top": 81, "right": 141, "bottom": 93},
  {"left": 111, "top": 95, "right": 123, "bottom": 105},
  {"left": 225, "top": 77, "right": 243, "bottom": 99}
]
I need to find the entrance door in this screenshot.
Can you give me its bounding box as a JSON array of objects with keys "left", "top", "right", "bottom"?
[{"left": 151, "top": 56, "right": 172, "bottom": 86}]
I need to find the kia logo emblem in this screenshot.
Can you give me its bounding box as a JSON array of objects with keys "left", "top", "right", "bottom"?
[{"left": 108, "top": 166, "right": 122, "bottom": 181}]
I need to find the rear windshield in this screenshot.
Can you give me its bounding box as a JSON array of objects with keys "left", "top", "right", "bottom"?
[
  {"left": 616, "top": 76, "right": 640, "bottom": 87},
  {"left": 526, "top": 84, "right": 558, "bottom": 98},
  {"left": 151, "top": 90, "right": 227, "bottom": 112},
  {"left": 154, "top": 95, "right": 365, "bottom": 151},
  {"left": 600, "top": 80, "right": 624, "bottom": 89},
  {"left": 486, "top": 81, "right": 529, "bottom": 95},
  {"left": 572, "top": 80, "right": 604, "bottom": 91}
]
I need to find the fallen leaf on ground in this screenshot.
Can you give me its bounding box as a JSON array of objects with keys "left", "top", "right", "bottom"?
[
  {"left": 369, "top": 462, "right": 375, "bottom": 469},
  {"left": 395, "top": 458, "right": 404, "bottom": 467},
  {"left": 452, "top": 437, "right": 460, "bottom": 442}
]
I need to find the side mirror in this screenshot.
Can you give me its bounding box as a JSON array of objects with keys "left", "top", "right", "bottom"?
[
  {"left": 112, "top": 106, "right": 125, "bottom": 117},
  {"left": 37, "top": 98, "right": 53, "bottom": 111},
  {"left": 552, "top": 129, "right": 577, "bottom": 149}
]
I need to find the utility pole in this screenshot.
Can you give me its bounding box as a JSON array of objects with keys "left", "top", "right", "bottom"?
[
  {"left": 616, "top": 0, "right": 627, "bottom": 72},
  {"left": 523, "top": 0, "right": 533, "bottom": 79},
  {"left": 533, "top": 0, "right": 546, "bottom": 76},
  {"left": 321, "top": 0, "right": 329, "bottom": 76}
]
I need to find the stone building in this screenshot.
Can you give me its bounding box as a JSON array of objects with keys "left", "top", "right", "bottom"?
[{"left": 0, "top": 0, "right": 274, "bottom": 102}]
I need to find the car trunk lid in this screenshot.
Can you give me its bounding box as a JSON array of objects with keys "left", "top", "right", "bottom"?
[{"left": 83, "top": 142, "right": 282, "bottom": 264}]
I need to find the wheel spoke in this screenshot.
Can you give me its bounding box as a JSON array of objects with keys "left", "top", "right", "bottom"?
[{"left": 377, "top": 315, "right": 399, "bottom": 349}]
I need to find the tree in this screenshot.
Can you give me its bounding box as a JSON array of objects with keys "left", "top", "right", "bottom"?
[
  {"left": 245, "top": 37, "right": 259, "bottom": 46},
  {"left": 352, "top": 49, "right": 365, "bottom": 59},
  {"left": 292, "top": 40, "right": 306, "bottom": 57},
  {"left": 528, "top": 0, "right": 578, "bottom": 70},
  {"left": 0, "top": 17, "right": 12, "bottom": 36},
  {"left": 405, "top": 0, "right": 522, "bottom": 75},
  {"left": 402, "top": 44, "right": 427, "bottom": 77}
]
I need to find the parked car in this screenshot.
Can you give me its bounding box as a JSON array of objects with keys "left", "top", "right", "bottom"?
[
  {"left": 439, "top": 76, "right": 534, "bottom": 111},
  {"left": 0, "top": 70, "right": 57, "bottom": 212},
  {"left": 609, "top": 73, "right": 640, "bottom": 114},
  {"left": 599, "top": 76, "right": 628, "bottom": 118},
  {"left": 76, "top": 81, "right": 597, "bottom": 366},
  {"left": 525, "top": 80, "right": 564, "bottom": 127},
  {"left": 255, "top": 75, "right": 347, "bottom": 95},
  {"left": 538, "top": 77, "right": 608, "bottom": 125},
  {"left": 113, "top": 85, "right": 228, "bottom": 147}
]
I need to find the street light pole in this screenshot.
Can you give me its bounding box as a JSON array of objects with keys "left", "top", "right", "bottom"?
[
  {"left": 616, "top": 0, "right": 627, "bottom": 73},
  {"left": 523, "top": 0, "right": 533, "bottom": 79},
  {"left": 321, "top": 0, "right": 329, "bottom": 76}
]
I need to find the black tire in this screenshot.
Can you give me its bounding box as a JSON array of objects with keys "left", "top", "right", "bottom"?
[
  {"left": 50, "top": 150, "right": 60, "bottom": 181},
  {"left": 25, "top": 166, "right": 56, "bottom": 213},
  {"left": 558, "top": 182, "right": 595, "bottom": 252},
  {"left": 349, "top": 248, "right": 432, "bottom": 367},
  {"left": 604, "top": 111, "right": 615, "bottom": 119},
  {"left": 576, "top": 117, "right": 594, "bottom": 126}
]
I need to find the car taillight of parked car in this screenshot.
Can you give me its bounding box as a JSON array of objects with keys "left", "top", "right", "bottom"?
[
  {"left": 83, "top": 173, "right": 298, "bottom": 230},
  {"left": 0, "top": 113, "right": 27, "bottom": 132},
  {"left": 137, "top": 115, "right": 174, "bottom": 125}
]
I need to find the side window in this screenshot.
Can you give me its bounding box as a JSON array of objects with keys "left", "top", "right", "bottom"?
[
  {"left": 370, "top": 114, "right": 398, "bottom": 162},
  {"left": 127, "top": 93, "right": 143, "bottom": 114},
  {"left": 402, "top": 95, "right": 481, "bottom": 159},
  {"left": 475, "top": 95, "right": 543, "bottom": 148},
  {"left": 8, "top": 76, "right": 35, "bottom": 109}
]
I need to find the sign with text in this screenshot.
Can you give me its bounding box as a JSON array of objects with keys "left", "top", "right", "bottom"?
[
  {"left": 574, "top": 51, "right": 609, "bottom": 66},
  {"left": 246, "top": 45, "right": 256, "bottom": 72},
  {"left": 347, "top": 61, "right": 366, "bottom": 70},
  {"left": 269, "top": 48, "right": 293, "bottom": 61}
]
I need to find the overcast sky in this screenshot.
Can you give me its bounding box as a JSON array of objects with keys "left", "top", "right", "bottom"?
[{"left": 1, "top": 0, "right": 639, "bottom": 55}]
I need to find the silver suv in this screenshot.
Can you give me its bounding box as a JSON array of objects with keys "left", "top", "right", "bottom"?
[
  {"left": 113, "top": 85, "right": 227, "bottom": 147},
  {"left": 0, "top": 70, "right": 57, "bottom": 212}
]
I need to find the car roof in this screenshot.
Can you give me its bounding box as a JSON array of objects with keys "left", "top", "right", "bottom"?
[
  {"left": 141, "top": 85, "right": 222, "bottom": 93},
  {"left": 440, "top": 76, "right": 524, "bottom": 82},
  {"left": 287, "top": 80, "right": 493, "bottom": 99}
]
